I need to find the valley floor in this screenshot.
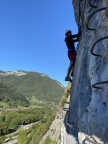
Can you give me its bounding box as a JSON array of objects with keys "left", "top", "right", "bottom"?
[{"left": 3, "top": 121, "right": 40, "bottom": 144}]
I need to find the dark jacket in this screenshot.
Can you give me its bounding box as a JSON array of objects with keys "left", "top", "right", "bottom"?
[{"left": 65, "top": 33, "right": 80, "bottom": 52}]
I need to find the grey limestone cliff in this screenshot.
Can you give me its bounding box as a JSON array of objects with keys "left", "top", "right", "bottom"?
[{"left": 67, "top": 0, "right": 108, "bottom": 143}]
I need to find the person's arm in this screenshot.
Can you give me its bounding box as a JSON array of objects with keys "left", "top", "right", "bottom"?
[
  {"left": 73, "top": 37, "right": 79, "bottom": 42},
  {"left": 72, "top": 33, "right": 79, "bottom": 38},
  {"left": 72, "top": 28, "right": 81, "bottom": 38}
]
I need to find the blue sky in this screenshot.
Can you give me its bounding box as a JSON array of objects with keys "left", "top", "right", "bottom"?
[{"left": 0, "top": 0, "right": 78, "bottom": 86}]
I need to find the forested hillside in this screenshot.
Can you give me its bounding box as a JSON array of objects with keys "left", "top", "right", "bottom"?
[
  {"left": 0, "top": 70, "right": 64, "bottom": 108},
  {"left": 0, "top": 83, "right": 29, "bottom": 107}
]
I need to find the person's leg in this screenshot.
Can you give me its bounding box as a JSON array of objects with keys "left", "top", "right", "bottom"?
[
  {"left": 65, "top": 52, "right": 76, "bottom": 81},
  {"left": 71, "top": 52, "right": 76, "bottom": 76},
  {"left": 65, "top": 61, "right": 74, "bottom": 81},
  {"left": 67, "top": 61, "right": 74, "bottom": 77}
]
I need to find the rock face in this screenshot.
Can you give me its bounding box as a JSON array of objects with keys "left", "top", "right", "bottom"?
[
  {"left": 40, "top": 111, "right": 63, "bottom": 144},
  {"left": 67, "top": 0, "right": 108, "bottom": 143}
]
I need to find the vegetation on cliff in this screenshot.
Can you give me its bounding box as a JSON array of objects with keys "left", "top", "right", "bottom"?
[
  {"left": 60, "top": 82, "right": 71, "bottom": 107},
  {"left": 43, "top": 137, "right": 56, "bottom": 144}
]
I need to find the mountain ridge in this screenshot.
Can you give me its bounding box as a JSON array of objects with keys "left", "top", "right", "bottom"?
[{"left": 0, "top": 70, "right": 64, "bottom": 108}]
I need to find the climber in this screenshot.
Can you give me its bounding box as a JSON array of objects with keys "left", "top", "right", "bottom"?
[{"left": 65, "top": 30, "right": 80, "bottom": 81}]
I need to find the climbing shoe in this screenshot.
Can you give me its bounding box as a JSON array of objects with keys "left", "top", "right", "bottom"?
[{"left": 65, "top": 76, "right": 72, "bottom": 82}]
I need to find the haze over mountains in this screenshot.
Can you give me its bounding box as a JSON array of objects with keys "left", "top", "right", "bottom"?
[{"left": 0, "top": 70, "right": 64, "bottom": 108}]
